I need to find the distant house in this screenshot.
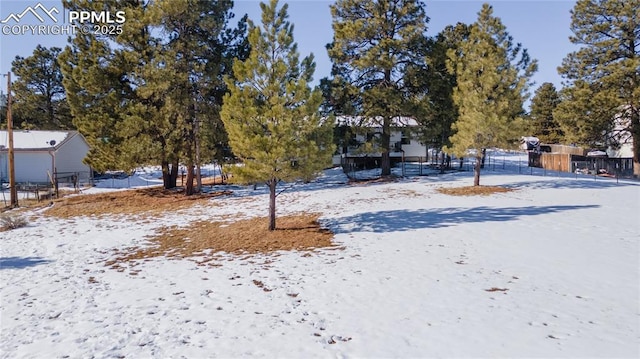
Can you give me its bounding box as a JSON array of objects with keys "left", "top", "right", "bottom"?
[
  {"left": 333, "top": 116, "right": 427, "bottom": 166},
  {"left": 605, "top": 106, "right": 634, "bottom": 159},
  {"left": 520, "top": 136, "right": 540, "bottom": 152},
  {"left": 0, "top": 130, "right": 91, "bottom": 184}
]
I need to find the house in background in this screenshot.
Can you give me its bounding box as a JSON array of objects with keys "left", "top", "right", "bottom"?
[
  {"left": 332, "top": 116, "right": 427, "bottom": 167},
  {"left": 0, "top": 130, "right": 91, "bottom": 184},
  {"left": 605, "top": 106, "right": 634, "bottom": 159}
]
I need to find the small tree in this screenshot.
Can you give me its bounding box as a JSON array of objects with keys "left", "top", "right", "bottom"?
[
  {"left": 221, "top": 0, "right": 333, "bottom": 230},
  {"left": 529, "top": 82, "right": 563, "bottom": 144},
  {"left": 445, "top": 3, "right": 536, "bottom": 186}
]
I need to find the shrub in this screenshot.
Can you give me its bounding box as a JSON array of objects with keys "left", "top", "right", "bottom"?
[{"left": 0, "top": 214, "right": 28, "bottom": 231}]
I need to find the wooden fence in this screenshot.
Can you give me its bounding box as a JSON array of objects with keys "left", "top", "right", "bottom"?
[{"left": 529, "top": 152, "right": 635, "bottom": 177}]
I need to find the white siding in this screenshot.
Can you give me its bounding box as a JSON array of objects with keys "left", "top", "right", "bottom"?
[
  {"left": 0, "top": 132, "right": 91, "bottom": 183},
  {"left": 402, "top": 139, "right": 428, "bottom": 158},
  {"left": 607, "top": 143, "right": 634, "bottom": 158},
  {"left": 344, "top": 129, "right": 428, "bottom": 159},
  {"left": 15, "top": 152, "right": 52, "bottom": 183},
  {"left": 54, "top": 134, "right": 91, "bottom": 175},
  {"left": 0, "top": 153, "right": 6, "bottom": 182}
]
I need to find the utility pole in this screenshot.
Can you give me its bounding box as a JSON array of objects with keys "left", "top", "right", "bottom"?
[
  {"left": 5, "top": 72, "right": 18, "bottom": 208},
  {"left": 194, "top": 91, "right": 202, "bottom": 193}
]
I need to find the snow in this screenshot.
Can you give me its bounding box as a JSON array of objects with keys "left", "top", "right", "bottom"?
[
  {"left": 1, "top": 151, "right": 639, "bottom": 358},
  {"left": 0, "top": 130, "right": 69, "bottom": 150}
]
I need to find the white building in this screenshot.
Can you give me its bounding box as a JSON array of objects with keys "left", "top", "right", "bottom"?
[
  {"left": 0, "top": 130, "right": 91, "bottom": 184},
  {"left": 606, "top": 107, "right": 634, "bottom": 158},
  {"left": 333, "top": 116, "right": 427, "bottom": 165}
]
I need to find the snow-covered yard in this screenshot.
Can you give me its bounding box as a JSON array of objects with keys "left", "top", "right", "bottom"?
[{"left": 1, "top": 152, "right": 639, "bottom": 358}]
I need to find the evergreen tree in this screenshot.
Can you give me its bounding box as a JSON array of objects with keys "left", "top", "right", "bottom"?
[
  {"left": 529, "top": 82, "right": 563, "bottom": 144},
  {"left": 60, "top": 0, "right": 248, "bottom": 189},
  {"left": 555, "top": 0, "right": 639, "bottom": 176},
  {"left": 11, "top": 45, "right": 72, "bottom": 130},
  {"left": 60, "top": 0, "right": 168, "bottom": 175},
  {"left": 445, "top": 3, "right": 536, "bottom": 186},
  {"left": 327, "top": 0, "right": 429, "bottom": 176},
  {"left": 59, "top": 29, "right": 133, "bottom": 172},
  {"left": 151, "top": 0, "right": 247, "bottom": 194},
  {"left": 408, "top": 23, "right": 471, "bottom": 165},
  {"left": 0, "top": 92, "right": 7, "bottom": 129},
  {"left": 221, "top": 0, "right": 334, "bottom": 231}
]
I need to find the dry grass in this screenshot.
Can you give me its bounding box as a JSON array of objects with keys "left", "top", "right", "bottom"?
[
  {"left": 436, "top": 186, "right": 514, "bottom": 196},
  {"left": 0, "top": 214, "right": 28, "bottom": 231},
  {"left": 44, "top": 187, "right": 232, "bottom": 218},
  {"left": 348, "top": 176, "right": 399, "bottom": 185},
  {"left": 33, "top": 185, "right": 336, "bottom": 267},
  {"left": 105, "top": 214, "right": 337, "bottom": 267}
]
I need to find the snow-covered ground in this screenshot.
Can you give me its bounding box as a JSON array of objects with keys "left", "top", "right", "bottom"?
[{"left": 1, "top": 151, "right": 639, "bottom": 358}]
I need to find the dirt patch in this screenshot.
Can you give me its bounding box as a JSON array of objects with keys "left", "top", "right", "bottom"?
[
  {"left": 436, "top": 186, "right": 514, "bottom": 196},
  {"left": 348, "top": 176, "right": 399, "bottom": 185},
  {"left": 106, "top": 214, "right": 338, "bottom": 267},
  {"left": 45, "top": 187, "right": 232, "bottom": 218}
]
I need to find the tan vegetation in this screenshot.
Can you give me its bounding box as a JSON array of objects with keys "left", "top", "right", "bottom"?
[
  {"left": 21, "top": 185, "right": 337, "bottom": 267},
  {"left": 106, "top": 214, "right": 338, "bottom": 267},
  {"left": 0, "top": 214, "right": 28, "bottom": 231},
  {"left": 436, "top": 186, "right": 514, "bottom": 196},
  {"left": 44, "top": 187, "right": 232, "bottom": 218}
]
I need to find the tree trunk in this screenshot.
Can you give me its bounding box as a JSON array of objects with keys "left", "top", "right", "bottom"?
[
  {"left": 474, "top": 155, "right": 482, "bottom": 186},
  {"left": 185, "top": 165, "right": 195, "bottom": 196},
  {"left": 162, "top": 160, "right": 171, "bottom": 189},
  {"left": 194, "top": 104, "right": 202, "bottom": 193},
  {"left": 480, "top": 148, "right": 487, "bottom": 169},
  {"left": 168, "top": 158, "right": 179, "bottom": 188},
  {"left": 268, "top": 179, "right": 277, "bottom": 231},
  {"left": 161, "top": 159, "right": 179, "bottom": 189},
  {"left": 381, "top": 117, "right": 391, "bottom": 176}
]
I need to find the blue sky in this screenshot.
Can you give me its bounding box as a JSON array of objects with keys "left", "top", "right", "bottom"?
[{"left": 1, "top": 0, "right": 578, "bottom": 104}]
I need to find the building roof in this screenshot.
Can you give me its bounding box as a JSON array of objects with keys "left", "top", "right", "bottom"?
[
  {"left": 335, "top": 116, "right": 419, "bottom": 127},
  {"left": 0, "top": 130, "right": 75, "bottom": 151}
]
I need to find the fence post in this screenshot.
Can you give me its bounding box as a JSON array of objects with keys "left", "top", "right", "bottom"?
[{"left": 54, "top": 169, "right": 59, "bottom": 198}]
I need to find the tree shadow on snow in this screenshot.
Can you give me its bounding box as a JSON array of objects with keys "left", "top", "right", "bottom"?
[
  {"left": 326, "top": 204, "right": 600, "bottom": 234},
  {"left": 501, "top": 178, "right": 640, "bottom": 190},
  {"left": 0, "top": 257, "right": 53, "bottom": 269}
]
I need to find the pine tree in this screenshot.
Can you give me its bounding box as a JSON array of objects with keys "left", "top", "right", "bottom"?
[
  {"left": 221, "top": 0, "right": 334, "bottom": 231},
  {"left": 150, "top": 0, "right": 246, "bottom": 194},
  {"left": 555, "top": 0, "right": 639, "bottom": 176},
  {"left": 11, "top": 45, "right": 72, "bottom": 130},
  {"left": 327, "top": 0, "right": 429, "bottom": 176},
  {"left": 445, "top": 3, "right": 536, "bottom": 186},
  {"left": 59, "top": 30, "right": 133, "bottom": 172},
  {"left": 60, "top": 0, "right": 248, "bottom": 188},
  {"left": 60, "top": 0, "right": 168, "bottom": 175},
  {"left": 408, "top": 23, "right": 471, "bottom": 164},
  {"left": 529, "top": 82, "right": 563, "bottom": 144}
]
